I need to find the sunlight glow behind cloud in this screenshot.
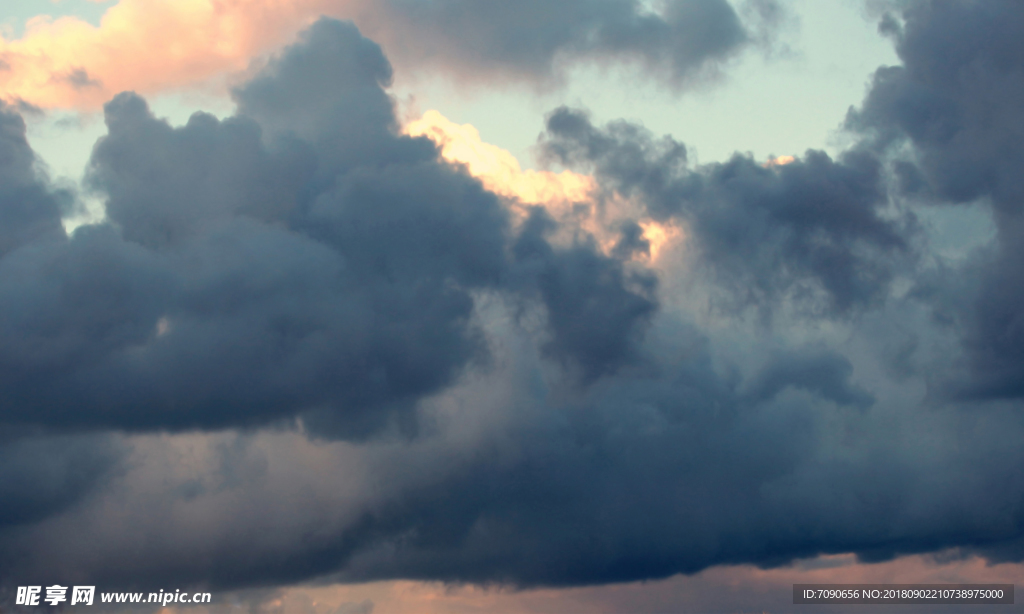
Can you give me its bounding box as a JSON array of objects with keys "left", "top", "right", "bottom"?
[
  {"left": 404, "top": 109, "right": 596, "bottom": 207},
  {"left": 404, "top": 109, "right": 684, "bottom": 263},
  {"left": 764, "top": 154, "right": 796, "bottom": 167}
]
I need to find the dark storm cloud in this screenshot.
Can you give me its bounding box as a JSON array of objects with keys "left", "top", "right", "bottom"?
[
  {"left": 363, "top": 0, "right": 763, "bottom": 86},
  {"left": 7, "top": 319, "right": 960, "bottom": 592},
  {"left": 86, "top": 94, "right": 313, "bottom": 250},
  {"left": 0, "top": 102, "right": 67, "bottom": 256},
  {"left": 3, "top": 23, "right": 481, "bottom": 434},
  {"left": 512, "top": 208, "right": 657, "bottom": 381},
  {"left": 225, "top": 338, "right": 1023, "bottom": 590},
  {"left": 0, "top": 431, "right": 121, "bottom": 528},
  {"left": 849, "top": 0, "right": 1024, "bottom": 210},
  {"left": 847, "top": 0, "right": 1024, "bottom": 399},
  {"left": 0, "top": 18, "right": 650, "bottom": 436},
  {"left": 741, "top": 347, "right": 874, "bottom": 408},
  {"left": 232, "top": 20, "right": 422, "bottom": 177},
  {"left": 542, "top": 107, "right": 912, "bottom": 316},
  {"left": 0, "top": 105, "right": 124, "bottom": 529}
]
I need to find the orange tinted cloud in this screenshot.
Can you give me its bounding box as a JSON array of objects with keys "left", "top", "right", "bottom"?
[
  {"left": 638, "top": 220, "right": 683, "bottom": 262},
  {"left": 764, "top": 154, "right": 796, "bottom": 167},
  {"left": 0, "top": 0, "right": 343, "bottom": 109},
  {"left": 404, "top": 109, "right": 595, "bottom": 209}
]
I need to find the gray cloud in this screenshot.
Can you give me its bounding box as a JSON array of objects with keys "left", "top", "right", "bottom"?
[
  {"left": 14, "top": 317, "right": 1018, "bottom": 591},
  {"left": 0, "top": 103, "right": 67, "bottom": 256},
  {"left": 355, "top": 0, "right": 768, "bottom": 87},
  {"left": 511, "top": 208, "right": 657, "bottom": 381},
  {"left": 0, "top": 431, "right": 121, "bottom": 528},
  {"left": 741, "top": 347, "right": 874, "bottom": 408},
  {"left": 5, "top": 21, "right": 492, "bottom": 436},
  {"left": 846, "top": 0, "right": 1024, "bottom": 400},
  {"left": 64, "top": 68, "right": 102, "bottom": 90},
  {"left": 541, "top": 107, "right": 913, "bottom": 317}
]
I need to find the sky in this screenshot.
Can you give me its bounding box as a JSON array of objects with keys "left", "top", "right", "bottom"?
[{"left": 1, "top": 1, "right": 1023, "bottom": 613}]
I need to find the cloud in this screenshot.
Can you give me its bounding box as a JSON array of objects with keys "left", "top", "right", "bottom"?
[
  {"left": 0, "top": 0, "right": 779, "bottom": 109},
  {"left": 9, "top": 309, "right": 1024, "bottom": 591},
  {"left": 0, "top": 430, "right": 122, "bottom": 528},
  {"left": 741, "top": 347, "right": 875, "bottom": 408},
  {"left": 0, "top": 101, "right": 68, "bottom": 254},
  {"left": 846, "top": 0, "right": 1024, "bottom": 400},
  {"left": 0, "top": 1, "right": 311, "bottom": 108},
  {"left": 2, "top": 5, "right": 1024, "bottom": 598},
  {"left": 353, "top": 0, "right": 758, "bottom": 87},
  {"left": 0, "top": 18, "right": 651, "bottom": 438},
  {"left": 405, "top": 109, "right": 684, "bottom": 266},
  {"left": 511, "top": 208, "right": 658, "bottom": 381},
  {"left": 1, "top": 20, "right": 493, "bottom": 436},
  {"left": 62, "top": 67, "right": 102, "bottom": 90},
  {"left": 403, "top": 110, "right": 596, "bottom": 211}
]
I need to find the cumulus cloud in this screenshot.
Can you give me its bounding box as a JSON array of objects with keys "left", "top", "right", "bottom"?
[
  {"left": 0, "top": 18, "right": 651, "bottom": 438},
  {"left": 1, "top": 3, "right": 1024, "bottom": 598}
]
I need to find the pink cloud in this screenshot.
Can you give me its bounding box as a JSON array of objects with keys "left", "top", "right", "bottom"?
[{"left": 0, "top": 0, "right": 347, "bottom": 109}]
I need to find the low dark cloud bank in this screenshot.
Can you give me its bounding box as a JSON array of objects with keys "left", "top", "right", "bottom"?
[{"left": 2, "top": 0, "right": 1024, "bottom": 595}]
